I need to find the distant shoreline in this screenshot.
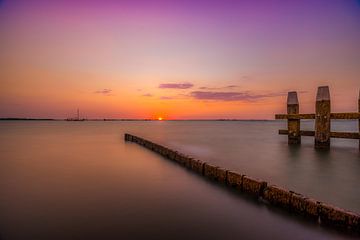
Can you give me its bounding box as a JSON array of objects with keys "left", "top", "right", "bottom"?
[
  {"left": 0, "top": 118, "right": 57, "bottom": 121},
  {"left": 0, "top": 118, "right": 274, "bottom": 121}
]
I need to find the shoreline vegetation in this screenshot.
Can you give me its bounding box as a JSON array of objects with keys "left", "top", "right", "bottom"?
[{"left": 0, "top": 118, "right": 273, "bottom": 121}]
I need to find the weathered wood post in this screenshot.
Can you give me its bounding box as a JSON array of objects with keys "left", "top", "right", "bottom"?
[
  {"left": 315, "top": 86, "right": 331, "bottom": 149},
  {"left": 287, "top": 91, "right": 301, "bottom": 144},
  {"left": 358, "top": 90, "right": 360, "bottom": 150}
]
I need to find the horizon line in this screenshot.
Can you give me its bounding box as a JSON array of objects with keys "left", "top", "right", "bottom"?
[{"left": 0, "top": 117, "right": 276, "bottom": 121}]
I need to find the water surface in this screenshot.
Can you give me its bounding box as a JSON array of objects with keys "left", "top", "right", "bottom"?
[{"left": 0, "top": 120, "right": 359, "bottom": 240}]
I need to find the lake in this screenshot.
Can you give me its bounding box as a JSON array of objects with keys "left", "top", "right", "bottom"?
[{"left": 0, "top": 120, "right": 359, "bottom": 239}]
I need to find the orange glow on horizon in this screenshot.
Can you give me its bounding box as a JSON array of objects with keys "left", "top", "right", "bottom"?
[{"left": 1, "top": 1, "right": 359, "bottom": 119}]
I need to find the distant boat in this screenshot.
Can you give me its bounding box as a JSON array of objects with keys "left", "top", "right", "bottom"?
[{"left": 66, "top": 109, "right": 86, "bottom": 121}]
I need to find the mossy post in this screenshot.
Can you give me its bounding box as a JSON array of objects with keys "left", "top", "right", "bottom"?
[
  {"left": 287, "top": 91, "right": 301, "bottom": 144},
  {"left": 315, "top": 86, "right": 331, "bottom": 149}
]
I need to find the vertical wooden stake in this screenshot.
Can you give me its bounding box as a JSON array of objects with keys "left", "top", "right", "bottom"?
[
  {"left": 287, "top": 91, "right": 301, "bottom": 144},
  {"left": 358, "top": 90, "right": 360, "bottom": 150},
  {"left": 315, "top": 86, "right": 331, "bottom": 149}
]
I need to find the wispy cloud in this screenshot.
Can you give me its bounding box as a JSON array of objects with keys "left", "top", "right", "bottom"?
[
  {"left": 160, "top": 96, "right": 175, "bottom": 100},
  {"left": 158, "top": 93, "right": 190, "bottom": 100},
  {"left": 159, "top": 83, "right": 194, "bottom": 89},
  {"left": 142, "top": 93, "right": 153, "bottom": 97},
  {"left": 190, "top": 91, "right": 285, "bottom": 101},
  {"left": 199, "top": 85, "right": 239, "bottom": 90},
  {"left": 226, "top": 85, "right": 238, "bottom": 88},
  {"left": 94, "top": 89, "right": 113, "bottom": 96}
]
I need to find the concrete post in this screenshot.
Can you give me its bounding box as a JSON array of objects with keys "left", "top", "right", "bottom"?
[
  {"left": 287, "top": 91, "right": 301, "bottom": 144},
  {"left": 315, "top": 86, "right": 331, "bottom": 149}
]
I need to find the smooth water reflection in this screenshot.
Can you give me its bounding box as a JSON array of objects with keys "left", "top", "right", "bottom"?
[
  {"left": 0, "top": 121, "right": 359, "bottom": 240},
  {"left": 129, "top": 120, "right": 360, "bottom": 212}
]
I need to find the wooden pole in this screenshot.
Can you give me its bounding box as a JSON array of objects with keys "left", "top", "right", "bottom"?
[
  {"left": 315, "top": 86, "right": 331, "bottom": 149},
  {"left": 287, "top": 91, "right": 301, "bottom": 144},
  {"left": 358, "top": 90, "right": 360, "bottom": 150}
]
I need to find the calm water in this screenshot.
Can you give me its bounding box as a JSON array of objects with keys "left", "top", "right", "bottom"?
[{"left": 0, "top": 120, "right": 359, "bottom": 240}]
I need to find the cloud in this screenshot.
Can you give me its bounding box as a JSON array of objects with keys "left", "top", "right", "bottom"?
[
  {"left": 190, "top": 91, "right": 285, "bottom": 101},
  {"left": 159, "top": 83, "right": 194, "bottom": 89},
  {"left": 94, "top": 89, "right": 113, "bottom": 96},
  {"left": 199, "top": 85, "right": 239, "bottom": 90},
  {"left": 160, "top": 96, "right": 175, "bottom": 100},
  {"left": 142, "top": 93, "right": 153, "bottom": 97},
  {"left": 226, "top": 85, "right": 238, "bottom": 88},
  {"left": 159, "top": 93, "right": 191, "bottom": 100}
]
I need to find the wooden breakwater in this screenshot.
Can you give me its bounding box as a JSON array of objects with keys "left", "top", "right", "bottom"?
[
  {"left": 275, "top": 86, "right": 360, "bottom": 149},
  {"left": 124, "top": 133, "right": 360, "bottom": 233}
]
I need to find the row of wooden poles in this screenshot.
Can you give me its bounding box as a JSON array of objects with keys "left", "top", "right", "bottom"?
[
  {"left": 124, "top": 133, "right": 360, "bottom": 233},
  {"left": 275, "top": 86, "right": 360, "bottom": 149}
]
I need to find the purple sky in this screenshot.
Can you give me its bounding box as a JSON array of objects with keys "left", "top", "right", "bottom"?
[{"left": 1, "top": 0, "right": 360, "bottom": 119}]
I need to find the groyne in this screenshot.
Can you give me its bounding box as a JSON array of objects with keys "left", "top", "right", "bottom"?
[
  {"left": 275, "top": 86, "right": 360, "bottom": 149},
  {"left": 124, "top": 133, "right": 360, "bottom": 233}
]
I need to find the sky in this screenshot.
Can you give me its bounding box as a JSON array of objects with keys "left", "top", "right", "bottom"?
[{"left": 0, "top": 0, "right": 359, "bottom": 119}]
